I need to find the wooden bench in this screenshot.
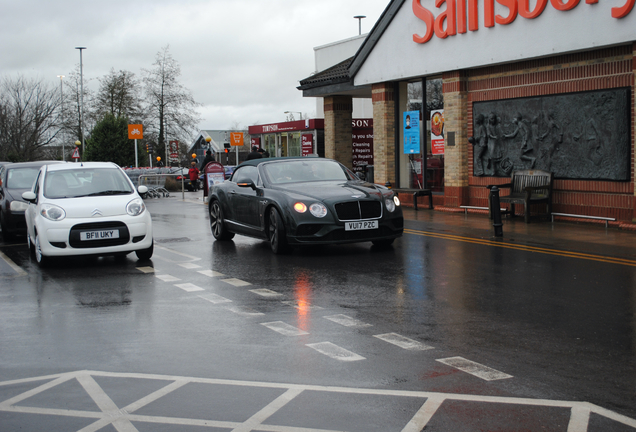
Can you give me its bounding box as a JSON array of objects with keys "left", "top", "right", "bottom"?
[
  {"left": 487, "top": 169, "right": 553, "bottom": 223},
  {"left": 394, "top": 188, "right": 433, "bottom": 210}
]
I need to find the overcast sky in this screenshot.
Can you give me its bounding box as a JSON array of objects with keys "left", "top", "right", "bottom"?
[{"left": 0, "top": 0, "right": 389, "bottom": 134}]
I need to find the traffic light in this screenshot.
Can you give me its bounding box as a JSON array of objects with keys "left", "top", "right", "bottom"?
[{"left": 224, "top": 142, "right": 231, "bottom": 153}]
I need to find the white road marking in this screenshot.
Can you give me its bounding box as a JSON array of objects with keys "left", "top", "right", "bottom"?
[
  {"left": 224, "top": 305, "right": 265, "bottom": 316},
  {"left": 231, "top": 388, "right": 304, "bottom": 432},
  {"left": 222, "top": 278, "right": 252, "bottom": 287},
  {"left": 154, "top": 245, "right": 201, "bottom": 261},
  {"left": 178, "top": 262, "right": 201, "bottom": 269},
  {"left": 261, "top": 321, "right": 309, "bottom": 336},
  {"left": 155, "top": 274, "right": 180, "bottom": 282},
  {"left": 136, "top": 266, "right": 155, "bottom": 273},
  {"left": 198, "top": 270, "right": 225, "bottom": 277},
  {"left": 306, "top": 342, "right": 366, "bottom": 362},
  {"left": 436, "top": 356, "right": 513, "bottom": 381},
  {"left": 2, "top": 371, "right": 635, "bottom": 431},
  {"left": 323, "top": 314, "right": 372, "bottom": 328},
  {"left": 250, "top": 288, "right": 282, "bottom": 297},
  {"left": 374, "top": 333, "right": 434, "bottom": 351},
  {"left": 282, "top": 300, "right": 323, "bottom": 310},
  {"left": 401, "top": 396, "right": 445, "bottom": 432},
  {"left": 198, "top": 293, "right": 232, "bottom": 304},
  {"left": 174, "top": 283, "right": 205, "bottom": 292},
  {"left": 568, "top": 406, "right": 591, "bottom": 432},
  {"left": 0, "top": 251, "right": 27, "bottom": 277}
]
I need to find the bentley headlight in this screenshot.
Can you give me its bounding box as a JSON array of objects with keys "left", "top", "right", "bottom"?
[
  {"left": 10, "top": 201, "right": 29, "bottom": 212},
  {"left": 126, "top": 198, "right": 146, "bottom": 216},
  {"left": 309, "top": 203, "right": 328, "bottom": 218},
  {"left": 40, "top": 203, "right": 66, "bottom": 221},
  {"left": 385, "top": 197, "right": 396, "bottom": 213}
]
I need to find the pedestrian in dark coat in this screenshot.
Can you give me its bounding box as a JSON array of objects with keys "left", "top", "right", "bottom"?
[
  {"left": 200, "top": 150, "right": 215, "bottom": 171},
  {"left": 246, "top": 146, "right": 262, "bottom": 160}
]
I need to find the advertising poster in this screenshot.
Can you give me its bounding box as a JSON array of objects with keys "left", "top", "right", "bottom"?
[
  {"left": 351, "top": 120, "right": 374, "bottom": 174},
  {"left": 169, "top": 140, "right": 179, "bottom": 162},
  {"left": 430, "top": 109, "right": 445, "bottom": 155},
  {"left": 301, "top": 134, "right": 314, "bottom": 156},
  {"left": 403, "top": 111, "right": 420, "bottom": 154}
]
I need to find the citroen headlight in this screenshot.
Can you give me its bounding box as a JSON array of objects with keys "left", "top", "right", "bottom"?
[
  {"left": 40, "top": 203, "right": 66, "bottom": 221},
  {"left": 309, "top": 203, "right": 328, "bottom": 218},
  {"left": 126, "top": 198, "right": 146, "bottom": 216},
  {"left": 10, "top": 201, "right": 29, "bottom": 212}
]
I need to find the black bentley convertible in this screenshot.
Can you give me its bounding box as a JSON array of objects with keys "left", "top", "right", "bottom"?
[{"left": 207, "top": 157, "right": 403, "bottom": 254}]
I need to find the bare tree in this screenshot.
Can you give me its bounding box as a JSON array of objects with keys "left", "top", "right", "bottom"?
[
  {"left": 0, "top": 76, "right": 60, "bottom": 161},
  {"left": 64, "top": 66, "right": 95, "bottom": 147},
  {"left": 95, "top": 68, "right": 143, "bottom": 120},
  {"left": 142, "top": 46, "right": 201, "bottom": 162}
]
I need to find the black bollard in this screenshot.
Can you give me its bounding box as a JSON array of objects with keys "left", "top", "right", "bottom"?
[{"left": 490, "top": 186, "right": 504, "bottom": 237}]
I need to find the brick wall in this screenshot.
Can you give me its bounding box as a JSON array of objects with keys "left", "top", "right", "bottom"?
[
  {"left": 372, "top": 83, "right": 396, "bottom": 185},
  {"left": 324, "top": 96, "right": 353, "bottom": 168},
  {"left": 442, "top": 71, "right": 470, "bottom": 207},
  {"left": 465, "top": 45, "right": 636, "bottom": 221}
]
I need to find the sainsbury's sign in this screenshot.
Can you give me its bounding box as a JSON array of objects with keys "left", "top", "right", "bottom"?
[{"left": 412, "top": 0, "right": 634, "bottom": 43}]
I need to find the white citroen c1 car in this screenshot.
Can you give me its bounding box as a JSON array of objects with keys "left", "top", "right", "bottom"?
[{"left": 22, "top": 162, "right": 153, "bottom": 266}]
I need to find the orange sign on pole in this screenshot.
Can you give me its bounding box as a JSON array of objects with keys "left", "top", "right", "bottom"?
[
  {"left": 230, "top": 132, "right": 244, "bottom": 146},
  {"left": 128, "top": 124, "right": 143, "bottom": 140}
]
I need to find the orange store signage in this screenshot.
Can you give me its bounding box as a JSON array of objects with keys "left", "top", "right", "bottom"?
[{"left": 412, "top": 0, "right": 635, "bottom": 44}]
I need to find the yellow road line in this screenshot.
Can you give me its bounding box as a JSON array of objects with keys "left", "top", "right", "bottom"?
[{"left": 404, "top": 228, "right": 636, "bottom": 267}]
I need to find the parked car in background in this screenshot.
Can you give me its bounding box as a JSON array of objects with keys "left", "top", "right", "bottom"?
[
  {"left": 22, "top": 162, "right": 153, "bottom": 266},
  {"left": 208, "top": 157, "right": 403, "bottom": 254},
  {"left": 0, "top": 161, "right": 65, "bottom": 241}
]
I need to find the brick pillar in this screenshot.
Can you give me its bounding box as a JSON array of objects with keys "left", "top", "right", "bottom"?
[
  {"left": 442, "top": 71, "right": 469, "bottom": 207},
  {"left": 632, "top": 42, "right": 636, "bottom": 222},
  {"left": 324, "top": 96, "right": 353, "bottom": 168},
  {"left": 372, "top": 83, "right": 396, "bottom": 186}
]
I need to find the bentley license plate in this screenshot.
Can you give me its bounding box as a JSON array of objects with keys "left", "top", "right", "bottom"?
[
  {"left": 344, "top": 220, "right": 378, "bottom": 231},
  {"left": 80, "top": 230, "right": 119, "bottom": 241}
]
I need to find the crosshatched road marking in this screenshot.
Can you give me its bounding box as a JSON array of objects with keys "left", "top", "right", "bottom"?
[
  {"left": 179, "top": 262, "right": 201, "bottom": 269},
  {"left": 0, "top": 371, "right": 635, "bottom": 431},
  {"left": 250, "top": 288, "right": 282, "bottom": 297},
  {"left": 174, "top": 283, "right": 205, "bottom": 293},
  {"left": 306, "top": 342, "right": 366, "bottom": 362},
  {"left": 136, "top": 266, "right": 155, "bottom": 273},
  {"left": 374, "top": 333, "right": 434, "bottom": 351},
  {"left": 198, "top": 293, "right": 232, "bottom": 304},
  {"left": 155, "top": 274, "right": 180, "bottom": 282},
  {"left": 324, "top": 314, "right": 372, "bottom": 328},
  {"left": 224, "top": 305, "right": 265, "bottom": 316},
  {"left": 222, "top": 278, "right": 252, "bottom": 287},
  {"left": 198, "top": 270, "right": 225, "bottom": 278},
  {"left": 282, "top": 300, "right": 323, "bottom": 310},
  {"left": 437, "top": 356, "right": 513, "bottom": 381},
  {"left": 261, "top": 321, "right": 309, "bottom": 336}
]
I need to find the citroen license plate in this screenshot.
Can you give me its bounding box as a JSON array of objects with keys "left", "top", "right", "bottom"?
[
  {"left": 344, "top": 220, "right": 378, "bottom": 231},
  {"left": 80, "top": 230, "right": 119, "bottom": 241}
]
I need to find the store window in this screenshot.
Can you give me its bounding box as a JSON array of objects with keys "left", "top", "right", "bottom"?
[
  {"left": 287, "top": 132, "right": 301, "bottom": 157},
  {"left": 264, "top": 134, "right": 276, "bottom": 158},
  {"left": 406, "top": 79, "right": 444, "bottom": 192}
]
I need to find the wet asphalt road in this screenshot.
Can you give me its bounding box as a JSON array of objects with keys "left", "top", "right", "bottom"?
[{"left": 1, "top": 194, "right": 635, "bottom": 431}]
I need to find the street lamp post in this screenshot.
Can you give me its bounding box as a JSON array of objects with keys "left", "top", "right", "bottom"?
[
  {"left": 57, "top": 75, "right": 65, "bottom": 161},
  {"left": 354, "top": 16, "right": 366, "bottom": 35},
  {"left": 284, "top": 111, "right": 302, "bottom": 121},
  {"left": 75, "top": 47, "right": 86, "bottom": 154}
]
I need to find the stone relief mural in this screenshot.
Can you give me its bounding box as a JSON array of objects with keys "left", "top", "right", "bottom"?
[{"left": 472, "top": 88, "right": 630, "bottom": 180}]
